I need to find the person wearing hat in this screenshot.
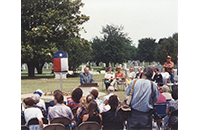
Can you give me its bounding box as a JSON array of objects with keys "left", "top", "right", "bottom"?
[
  {"left": 34, "top": 89, "right": 46, "bottom": 111},
  {"left": 110, "top": 66, "right": 125, "bottom": 91},
  {"left": 164, "top": 56, "right": 174, "bottom": 83}
]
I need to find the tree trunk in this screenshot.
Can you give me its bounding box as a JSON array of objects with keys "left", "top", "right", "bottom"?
[
  {"left": 106, "top": 62, "right": 109, "bottom": 67},
  {"left": 96, "top": 61, "right": 99, "bottom": 66},
  {"left": 27, "top": 62, "right": 35, "bottom": 77},
  {"left": 35, "top": 62, "right": 45, "bottom": 74}
]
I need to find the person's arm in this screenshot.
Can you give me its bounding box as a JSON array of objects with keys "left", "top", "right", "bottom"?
[
  {"left": 121, "top": 72, "right": 125, "bottom": 79},
  {"left": 82, "top": 114, "right": 89, "bottom": 122},
  {"left": 90, "top": 74, "right": 94, "bottom": 83},
  {"left": 153, "top": 82, "right": 160, "bottom": 101},
  {"left": 80, "top": 74, "right": 85, "bottom": 85},
  {"left": 38, "top": 118, "right": 43, "bottom": 130},
  {"left": 99, "top": 114, "right": 103, "bottom": 128},
  {"left": 166, "top": 108, "right": 169, "bottom": 115},
  {"left": 125, "top": 80, "right": 134, "bottom": 96},
  {"left": 160, "top": 74, "right": 163, "bottom": 84}
]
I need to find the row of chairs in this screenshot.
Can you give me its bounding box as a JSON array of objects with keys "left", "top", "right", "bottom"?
[{"left": 21, "top": 117, "right": 100, "bottom": 130}]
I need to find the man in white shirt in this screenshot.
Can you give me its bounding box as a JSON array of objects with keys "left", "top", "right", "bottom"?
[
  {"left": 104, "top": 67, "right": 115, "bottom": 90},
  {"left": 127, "top": 67, "right": 136, "bottom": 80}
]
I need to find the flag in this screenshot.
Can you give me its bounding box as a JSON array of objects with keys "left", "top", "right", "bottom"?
[{"left": 53, "top": 50, "right": 68, "bottom": 72}]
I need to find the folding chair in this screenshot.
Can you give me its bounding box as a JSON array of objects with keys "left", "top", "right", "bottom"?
[
  {"left": 117, "top": 79, "right": 126, "bottom": 91},
  {"left": 154, "top": 102, "right": 167, "bottom": 118},
  {"left": 28, "top": 117, "right": 49, "bottom": 126},
  {"left": 21, "top": 125, "right": 29, "bottom": 130},
  {"left": 77, "top": 121, "right": 100, "bottom": 130},
  {"left": 103, "top": 122, "right": 123, "bottom": 130},
  {"left": 43, "top": 123, "right": 65, "bottom": 130},
  {"left": 50, "top": 117, "right": 72, "bottom": 126}
]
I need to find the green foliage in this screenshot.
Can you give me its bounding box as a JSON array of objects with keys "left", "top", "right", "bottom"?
[
  {"left": 137, "top": 38, "right": 157, "bottom": 62},
  {"left": 91, "top": 24, "right": 136, "bottom": 67},
  {"left": 21, "top": 0, "right": 90, "bottom": 76},
  {"left": 61, "top": 37, "right": 92, "bottom": 71},
  {"left": 155, "top": 33, "right": 178, "bottom": 64}
]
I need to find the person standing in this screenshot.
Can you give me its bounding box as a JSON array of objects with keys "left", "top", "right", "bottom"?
[
  {"left": 125, "top": 67, "right": 159, "bottom": 130},
  {"left": 164, "top": 56, "right": 174, "bottom": 83},
  {"left": 80, "top": 67, "right": 94, "bottom": 86},
  {"left": 110, "top": 66, "right": 125, "bottom": 91},
  {"left": 104, "top": 67, "right": 115, "bottom": 90}
]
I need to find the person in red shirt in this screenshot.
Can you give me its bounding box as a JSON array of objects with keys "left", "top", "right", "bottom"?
[
  {"left": 110, "top": 66, "right": 125, "bottom": 91},
  {"left": 164, "top": 56, "right": 174, "bottom": 83}
]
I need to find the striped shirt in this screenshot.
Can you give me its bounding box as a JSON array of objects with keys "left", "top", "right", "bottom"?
[
  {"left": 125, "top": 79, "right": 159, "bottom": 112},
  {"left": 48, "top": 103, "right": 74, "bottom": 120}
]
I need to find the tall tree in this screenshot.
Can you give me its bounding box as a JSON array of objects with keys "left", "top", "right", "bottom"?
[
  {"left": 91, "top": 24, "right": 133, "bottom": 67},
  {"left": 137, "top": 38, "right": 157, "bottom": 63},
  {"left": 155, "top": 33, "right": 178, "bottom": 64},
  {"left": 21, "top": 0, "right": 89, "bottom": 76}
]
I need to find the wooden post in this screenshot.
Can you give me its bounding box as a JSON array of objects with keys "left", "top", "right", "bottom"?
[{"left": 60, "top": 73, "right": 62, "bottom": 91}]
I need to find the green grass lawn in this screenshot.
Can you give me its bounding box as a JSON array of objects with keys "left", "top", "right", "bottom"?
[{"left": 21, "top": 69, "right": 127, "bottom": 102}]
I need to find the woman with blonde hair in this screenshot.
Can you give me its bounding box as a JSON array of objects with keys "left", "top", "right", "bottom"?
[{"left": 76, "top": 94, "right": 94, "bottom": 126}]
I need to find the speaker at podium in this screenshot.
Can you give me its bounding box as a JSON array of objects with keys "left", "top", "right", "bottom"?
[{"left": 79, "top": 83, "right": 99, "bottom": 96}]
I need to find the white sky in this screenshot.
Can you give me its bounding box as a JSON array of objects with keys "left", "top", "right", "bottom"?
[{"left": 79, "top": 0, "right": 178, "bottom": 46}]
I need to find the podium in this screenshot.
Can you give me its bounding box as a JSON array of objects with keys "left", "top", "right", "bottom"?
[{"left": 79, "top": 83, "right": 99, "bottom": 96}]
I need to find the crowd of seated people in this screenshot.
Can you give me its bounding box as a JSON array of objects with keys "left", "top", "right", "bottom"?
[{"left": 22, "top": 57, "right": 178, "bottom": 130}]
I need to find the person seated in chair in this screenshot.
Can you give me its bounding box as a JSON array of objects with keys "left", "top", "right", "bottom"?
[
  {"left": 162, "top": 85, "right": 173, "bottom": 100},
  {"left": 135, "top": 67, "right": 143, "bottom": 79},
  {"left": 110, "top": 66, "right": 125, "bottom": 91},
  {"left": 23, "top": 97, "right": 44, "bottom": 130},
  {"left": 161, "top": 67, "right": 170, "bottom": 85},
  {"left": 163, "top": 89, "right": 178, "bottom": 130},
  {"left": 101, "top": 95, "right": 124, "bottom": 130},
  {"left": 80, "top": 67, "right": 94, "bottom": 86},
  {"left": 126, "top": 67, "right": 136, "bottom": 84},
  {"left": 68, "top": 88, "right": 83, "bottom": 110},
  {"left": 82, "top": 100, "right": 102, "bottom": 128},
  {"left": 31, "top": 94, "right": 47, "bottom": 117},
  {"left": 152, "top": 68, "right": 163, "bottom": 86},
  {"left": 48, "top": 90, "right": 74, "bottom": 121},
  {"left": 104, "top": 67, "right": 115, "bottom": 90},
  {"left": 76, "top": 94, "right": 94, "bottom": 126}
]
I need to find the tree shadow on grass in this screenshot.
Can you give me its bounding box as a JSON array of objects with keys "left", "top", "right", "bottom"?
[{"left": 21, "top": 72, "right": 80, "bottom": 79}]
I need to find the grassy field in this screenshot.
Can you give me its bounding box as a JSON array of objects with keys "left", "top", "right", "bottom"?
[{"left": 21, "top": 69, "right": 127, "bottom": 102}]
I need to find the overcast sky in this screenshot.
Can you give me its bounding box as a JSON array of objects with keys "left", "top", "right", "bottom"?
[{"left": 79, "top": 0, "right": 178, "bottom": 46}]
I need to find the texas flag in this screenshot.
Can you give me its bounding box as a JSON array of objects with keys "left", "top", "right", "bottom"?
[{"left": 53, "top": 50, "right": 68, "bottom": 72}]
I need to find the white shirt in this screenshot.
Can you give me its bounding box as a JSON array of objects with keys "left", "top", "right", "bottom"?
[
  {"left": 24, "top": 107, "right": 43, "bottom": 124},
  {"left": 36, "top": 99, "right": 46, "bottom": 111},
  {"left": 104, "top": 71, "right": 115, "bottom": 79},
  {"left": 127, "top": 71, "right": 136, "bottom": 80},
  {"left": 102, "top": 93, "right": 114, "bottom": 102},
  {"left": 161, "top": 72, "right": 170, "bottom": 84}
]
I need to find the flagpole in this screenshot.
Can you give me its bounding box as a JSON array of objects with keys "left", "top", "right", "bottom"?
[{"left": 60, "top": 73, "right": 62, "bottom": 91}]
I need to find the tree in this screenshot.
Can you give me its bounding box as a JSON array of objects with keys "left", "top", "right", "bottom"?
[
  {"left": 59, "top": 37, "right": 92, "bottom": 71},
  {"left": 137, "top": 38, "right": 157, "bottom": 64},
  {"left": 91, "top": 24, "right": 134, "bottom": 67},
  {"left": 21, "top": 0, "right": 89, "bottom": 77},
  {"left": 155, "top": 33, "right": 178, "bottom": 64}
]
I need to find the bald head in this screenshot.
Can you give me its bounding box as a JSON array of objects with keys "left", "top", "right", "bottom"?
[{"left": 84, "top": 67, "right": 89, "bottom": 74}]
